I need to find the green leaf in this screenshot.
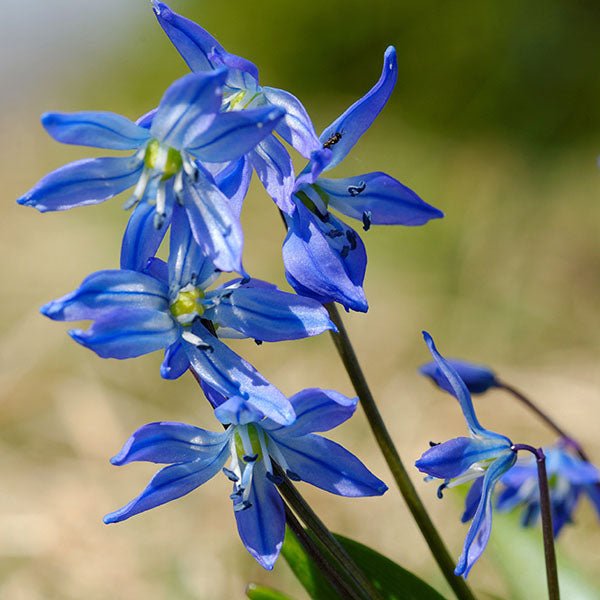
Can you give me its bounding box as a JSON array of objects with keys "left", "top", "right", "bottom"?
[
  {"left": 246, "top": 583, "right": 296, "bottom": 600},
  {"left": 282, "top": 526, "right": 447, "bottom": 600}
]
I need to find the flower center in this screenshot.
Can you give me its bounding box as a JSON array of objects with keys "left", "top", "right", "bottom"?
[
  {"left": 234, "top": 424, "right": 263, "bottom": 462},
  {"left": 144, "top": 139, "right": 183, "bottom": 180},
  {"left": 169, "top": 284, "right": 205, "bottom": 325}
]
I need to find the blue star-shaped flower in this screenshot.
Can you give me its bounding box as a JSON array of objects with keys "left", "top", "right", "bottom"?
[
  {"left": 41, "top": 205, "right": 336, "bottom": 425},
  {"left": 497, "top": 442, "right": 600, "bottom": 536},
  {"left": 18, "top": 70, "right": 284, "bottom": 274},
  {"left": 415, "top": 332, "right": 516, "bottom": 578},
  {"left": 104, "top": 388, "right": 387, "bottom": 569},
  {"left": 282, "top": 49, "right": 444, "bottom": 312}
]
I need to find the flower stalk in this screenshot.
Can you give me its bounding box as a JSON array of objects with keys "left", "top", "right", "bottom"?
[
  {"left": 326, "top": 304, "right": 476, "bottom": 600},
  {"left": 511, "top": 444, "right": 560, "bottom": 600}
]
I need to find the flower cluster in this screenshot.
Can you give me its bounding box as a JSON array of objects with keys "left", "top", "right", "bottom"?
[{"left": 16, "top": 1, "right": 451, "bottom": 569}]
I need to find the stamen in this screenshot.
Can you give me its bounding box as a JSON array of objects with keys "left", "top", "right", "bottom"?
[
  {"left": 153, "top": 182, "right": 167, "bottom": 229},
  {"left": 129, "top": 169, "right": 150, "bottom": 205},
  {"left": 222, "top": 468, "right": 239, "bottom": 482},
  {"left": 348, "top": 181, "right": 367, "bottom": 197},
  {"left": 181, "top": 330, "right": 213, "bottom": 351},
  {"left": 437, "top": 483, "right": 447, "bottom": 499},
  {"left": 362, "top": 210, "right": 372, "bottom": 232},
  {"left": 254, "top": 339, "right": 263, "bottom": 346}
]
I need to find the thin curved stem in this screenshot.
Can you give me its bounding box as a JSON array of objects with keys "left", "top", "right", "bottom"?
[
  {"left": 499, "top": 381, "right": 590, "bottom": 462},
  {"left": 326, "top": 303, "right": 476, "bottom": 600},
  {"left": 512, "top": 445, "right": 560, "bottom": 600}
]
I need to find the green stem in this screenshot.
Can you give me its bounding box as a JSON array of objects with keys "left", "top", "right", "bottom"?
[
  {"left": 326, "top": 303, "right": 476, "bottom": 600},
  {"left": 283, "top": 504, "right": 363, "bottom": 600},
  {"left": 276, "top": 466, "right": 382, "bottom": 600}
]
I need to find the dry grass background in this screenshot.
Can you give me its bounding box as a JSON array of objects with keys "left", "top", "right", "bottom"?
[{"left": 1, "top": 3, "right": 599, "bottom": 599}]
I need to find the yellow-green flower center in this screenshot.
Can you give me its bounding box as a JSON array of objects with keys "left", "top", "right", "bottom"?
[
  {"left": 144, "top": 139, "right": 183, "bottom": 180},
  {"left": 169, "top": 286, "right": 205, "bottom": 323},
  {"left": 234, "top": 424, "right": 263, "bottom": 460}
]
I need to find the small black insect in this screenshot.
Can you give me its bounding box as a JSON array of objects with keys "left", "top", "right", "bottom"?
[
  {"left": 322, "top": 131, "right": 343, "bottom": 149},
  {"left": 347, "top": 181, "right": 367, "bottom": 197}
]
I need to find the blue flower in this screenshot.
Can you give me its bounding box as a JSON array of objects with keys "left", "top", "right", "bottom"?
[
  {"left": 415, "top": 332, "right": 516, "bottom": 578},
  {"left": 18, "top": 70, "right": 284, "bottom": 274},
  {"left": 104, "top": 388, "right": 387, "bottom": 569},
  {"left": 497, "top": 442, "right": 600, "bottom": 536},
  {"left": 282, "top": 49, "right": 444, "bottom": 312},
  {"left": 41, "top": 205, "right": 336, "bottom": 424},
  {"left": 420, "top": 358, "right": 499, "bottom": 395},
  {"left": 152, "top": 1, "right": 320, "bottom": 212}
]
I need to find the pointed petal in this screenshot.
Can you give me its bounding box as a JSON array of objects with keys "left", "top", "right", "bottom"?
[
  {"left": 265, "top": 389, "right": 357, "bottom": 437},
  {"left": 69, "top": 307, "right": 178, "bottom": 359},
  {"left": 151, "top": 71, "right": 227, "bottom": 149},
  {"left": 185, "top": 107, "right": 284, "bottom": 163},
  {"left": 104, "top": 446, "right": 230, "bottom": 524},
  {"left": 152, "top": 1, "right": 259, "bottom": 82},
  {"left": 455, "top": 452, "right": 516, "bottom": 578},
  {"left": 585, "top": 483, "right": 600, "bottom": 519},
  {"left": 110, "top": 421, "right": 229, "bottom": 465},
  {"left": 234, "top": 462, "right": 285, "bottom": 570},
  {"left": 283, "top": 202, "right": 368, "bottom": 312},
  {"left": 415, "top": 437, "right": 511, "bottom": 480},
  {"left": 317, "top": 172, "right": 444, "bottom": 226},
  {"left": 552, "top": 450, "right": 600, "bottom": 485},
  {"left": 420, "top": 358, "right": 498, "bottom": 396},
  {"left": 248, "top": 136, "right": 295, "bottom": 214},
  {"left": 121, "top": 193, "right": 172, "bottom": 272},
  {"left": 262, "top": 86, "right": 320, "bottom": 158},
  {"left": 214, "top": 396, "right": 266, "bottom": 427},
  {"left": 42, "top": 111, "right": 150, "bottom": 150},
  {"left": 183, "top": 322, "right": 294, "bottom": 425},
  {"left": 215, "top": 157, "right": 252, "bottom": 218},
  {"left": 462, "top": 477, "right": 484, "bottom": 523},
  {"left": 319, "top": 46, "right": 397, "bottom": 171},
  {"left": 182, "top": 165, "right": 244, "bottom": 274},
  {"left": 40, "top": 269, "right": 169, "bottom": 321},
  {"left": 169, "top": 203, "right": 219, "bottom": 290},
  {"left": 422, "top": 332, "right": 508, "bottom": 441},
  {"left": 161, "top": 340, "right": 191, "bottom": 380},
  {"left": 18, "top": 156, "right": 143, "bottom": 212},
  {"left": 273, "top": 434, "right": 387, "bottom": 497},
  {"left": 204, "top": 279, "right": 334, "bottom": 342}
]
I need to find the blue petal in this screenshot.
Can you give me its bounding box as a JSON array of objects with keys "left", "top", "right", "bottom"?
[
  {"left": 69, "top": 307, "right": 178, "bottom": 359},
  {"left": 422, "top": 332, "right": 509, "bottom": 442},
  {"left": 265, "top": 388, "right": 357, "bottom": 438},
  {"left": 214, "top": 396, "right": 265, "bottom": 427},
  {"left": 549, "top": 448, "right": 600, "bottom": 485},
  {"left": 295, "top": 148, "right": 333, "bottom": 189},
  {"left": 168, "top": 203, "right": 219, "bottom": 291},
  {"left": 462, "top": 477, "right": 484, "bottom": 523},
  {"left": 283, "top": 201, "right": 368, "bottom": 312},
  {"left": 318, "top": 46, "right": 397, "bottom": 171},
  {"left": 145, "top": 257, "right": 170, "bottom": 285},
  {"left": 152, "top": 1, "right": 259, "bottom": 83},
  {"left": 185, "top": 107, "right": 285, "bottom": 163},
  {"left": 136, "top": 108, "right": 156, "bottom": 129},
  {"left": 161, "top": 340, "right": 191, "bottom": 380},
  {"left": 273, "top": 434, "right": 387, "bottom": 497},
  {"left": 121, "top": 192, "right": 173, "bottom": 272},
  {"left": 41, "top": 270, "right": 169, "bottom": 321},
  {"left": 234, "top": 462, "right": 285, "bottom": 570},
  {"left": 151, "top": 71, "right": 227, "bottom": 149},
  {"left": 104, "top": 444, "right": 230, "bottom": 524},
  {"left": 215, "top": 158, "right": 252, "bottom": 218},
  {"left": 317, "top": 172, "right": 444, "bottom": 226},
  {"left": 455, "top": 452, "right": 516, "bottom": 578},
  {"left": 420, "top": 358, "right": 499, "bottom": 396},
  {"left": 261, "top": 86, "right": 321, "bottom": 158},
  {"left": 248, "top": 136, "right": 295, "bottom": 214},
  {"left": 182, "top": 165, "right": 244, "bottom": 274},
  {"left": 183, "top": 322, "right": 294, "bottom": 425},
  {"left": 18, "top": 156, "right": 143, "bottom": 212},
  {"left": 204, "top": 279, "right": 335, "bottom": 342},
  {"left": 42, "top": 111, "right": 150, "bottom": 150},
  {"left": 585, "top": 483, "right": 600, "bottom": 519},
  {"left": 110, "top": 421, "right": 229, "bottom": 465},
  {"left": 415, "top": 437, "right": 512, "bottom": 480}
]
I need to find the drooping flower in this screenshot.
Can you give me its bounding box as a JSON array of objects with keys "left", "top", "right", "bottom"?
[
  {"left": 420, "top": 358, "right": 499, "bottom": 395},
  {"left": 152, "top": 1, "right": 320, "bottom": 212},
  {"left": 18, "top": 70, "right": 284, "bottom": 273},
  {"left": 41, "top": 204, "right": 336, "bottom": 424},
  {"left": 415, "top": 332, "right": 516, "bottom": 578},
  {"left": 104, "top": 388, "right": 387, "bottom": 569},
  {"left": 282, "top": 49, "right": 444, "bottom": 312},
  {"left": 496, "top": 442, "right": 600, "bottom": 536}
]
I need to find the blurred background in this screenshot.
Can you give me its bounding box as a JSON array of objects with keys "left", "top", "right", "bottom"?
[{"left": 1, "top": 0, "right": 599, "bottom": 598}]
